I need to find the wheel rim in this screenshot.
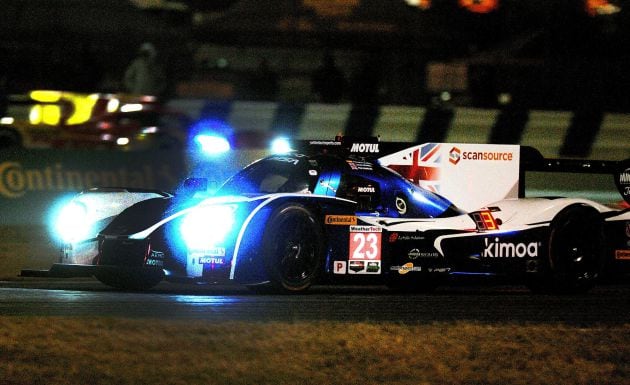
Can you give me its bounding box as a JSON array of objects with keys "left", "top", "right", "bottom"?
[
  {"left": 274, "top": 213, "right": 319, "bottom": 288},
  {"left": 551, "top": 215, "right": 602, "bottom": 282}
]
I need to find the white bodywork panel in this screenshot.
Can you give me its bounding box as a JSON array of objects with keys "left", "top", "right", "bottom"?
[{"left": 378, "top": 143, "right": 520, "bottom": 212}]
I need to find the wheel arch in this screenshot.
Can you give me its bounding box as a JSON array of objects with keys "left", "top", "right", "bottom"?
[
  {"left": 231, "top": 195, "right": 350, "bottom": 284},
  {"left": 530, "top": 202, "right": 607, "bottom": 294}
]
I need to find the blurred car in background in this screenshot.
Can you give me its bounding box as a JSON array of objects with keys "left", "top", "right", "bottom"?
[
  {"left": 51, "top": 107, "right": 190, "bottom": 151},
  {"left": 0, "top": 90, "right": 166, "bottom": 150}
]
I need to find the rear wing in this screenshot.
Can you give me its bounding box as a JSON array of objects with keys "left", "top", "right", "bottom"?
[
  {"left": 297, "top": 138, "right": 629, "bottom": 210},
  {"left": 521, "top": 146, "right": 630, "bottom": 205}
]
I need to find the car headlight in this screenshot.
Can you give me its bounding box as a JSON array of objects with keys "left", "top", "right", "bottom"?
[
  {"left": 195, "top": 134, "right": 231, "bottom": 155},
  {"left": 180, "top": 204, "right": 236, "bottom": 250},
  {"left": 54, "top": 201, "right": 91, "bottom": 243}
]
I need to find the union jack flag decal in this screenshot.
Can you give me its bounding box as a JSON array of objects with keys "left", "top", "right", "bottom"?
[{"left": 384, "top": 143, "right": 442, "bottom": 193}]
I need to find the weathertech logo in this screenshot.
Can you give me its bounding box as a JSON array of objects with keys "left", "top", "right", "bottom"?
[
  {"left": 350, "top": 143, "right": 380, "bottom": 153},
  {"left": 483, "top": 238, "right": 539, "bottom": 258}
]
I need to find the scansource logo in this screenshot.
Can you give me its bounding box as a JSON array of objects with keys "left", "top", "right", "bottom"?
[
  {"left": 449, "top": 147, "right": 514, "bottom": 166},
  {"left": 449, "top": 147, "right": 461, "bottom": 165}
]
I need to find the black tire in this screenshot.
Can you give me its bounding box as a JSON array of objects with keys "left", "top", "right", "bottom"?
[
  {"left": 258, "top": 203, "right": 324, "bottom": 293},
  {"left": 528, "top": 205, "right": 605, "bottom": 294},
  {"left": 94, "top": 268, "right": 164, "bottom": 291}
]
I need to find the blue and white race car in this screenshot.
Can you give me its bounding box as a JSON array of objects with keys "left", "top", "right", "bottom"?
[{"left": 28, "top": 138, "right": 630, "bottom": 293}]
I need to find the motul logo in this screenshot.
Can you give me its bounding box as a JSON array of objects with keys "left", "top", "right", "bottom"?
[
  {"left": 483, "top": 237, "right": 539, "bottom": 258},
  {"left": 350, "top": 143, "right": 380, "bottom": 153}
]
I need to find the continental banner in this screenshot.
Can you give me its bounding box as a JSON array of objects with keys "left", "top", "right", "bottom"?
[{"left": 0, "top": 148, "right": 187, "bottom": 225}]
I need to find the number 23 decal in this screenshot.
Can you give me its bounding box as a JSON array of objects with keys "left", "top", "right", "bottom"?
[{"left": 350, "top": 232, "right": 382, "bottom": 260}]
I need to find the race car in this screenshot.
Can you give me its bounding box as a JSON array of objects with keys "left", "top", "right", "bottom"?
[{"left": 25, "top": 137, "right": 630, "bottom": 293}]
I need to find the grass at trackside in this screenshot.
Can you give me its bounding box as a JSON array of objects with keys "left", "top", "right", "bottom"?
[{"left": 0, "top": 317, "right": 628, "bottom": 385}]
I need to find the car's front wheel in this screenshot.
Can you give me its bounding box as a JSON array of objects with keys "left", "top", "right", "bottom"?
[{"left": 258, "top": 203, "right": 324, "bottom": 293}]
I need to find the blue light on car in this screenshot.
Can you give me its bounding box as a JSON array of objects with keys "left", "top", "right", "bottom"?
[
  {"left": 270, "top": 137, "right": 292, "bottom": 154},
  {"left": 195, "top": 134, "right": 231, "bottom": 155},
  {"left": 54, "top": 200, "right": 91, "bottom": 243},
  {"left": 180, "top": 204, "right": 236, "bottom": 250}
]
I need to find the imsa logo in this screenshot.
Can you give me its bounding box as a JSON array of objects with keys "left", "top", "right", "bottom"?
[{"left": 483, "top": 237, "right": 539, "bottom": 258}]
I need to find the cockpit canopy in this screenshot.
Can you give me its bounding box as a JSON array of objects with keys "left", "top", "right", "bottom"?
[{"left": 217, "top": 153, "right": 462, "bottom": 218}]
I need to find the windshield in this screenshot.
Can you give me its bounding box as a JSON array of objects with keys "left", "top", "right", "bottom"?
[{"left": 218, "top": 155, "right": 312, "bottom": 195}]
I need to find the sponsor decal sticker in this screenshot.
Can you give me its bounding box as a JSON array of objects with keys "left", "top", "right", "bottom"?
[
  {"left": 325, "top": 215, "right": 357, "bottom": 225},
  {"left": 199, "top": 256, "right": 226, "bottom": 264},
  {"left": 346, "top": 160, "right": 373, "bottom": 171},
  {"left": 450, "top": 147, "right": 514, "bottom": 166},
  {"left": 482, "top": 238, "right": 539, "bottom": 258},
  {"left": 408, "top": 249, "right": 421, "bottom": 259},
  {"left": 617, "top": 166, "right": 630, "bottom": 202},
  {"left": 334, "top": 261, "right": 347, "bottom": 274},
  {"left": 348, "top": 226, "right": 382, "bottom": 274},
  {"left": 390, "top": 263, "right": 422, "bottom": 275},
  {"left": 408, "top": 249, "right": 439, "bottom": 259},
  {"left": 615, "top": 250, "right": 630, "bottom": 260},
  {"left": 350, "top": 143, "right": 380, "bottom": 153},
  {"left": 357, "top": 186, "right": 376, "bottom": 193},
  {"left": 449, "top": 147, "right": 461, "bottom": 165},
  {"left": 192, "top": 247, "right": 226, "bottom": 257},
  {"left": 146, "top": 250, "right": 165, "bottom": 267},
  {"left": 348, "top": 260, "right": 365, "bottom": 273}
]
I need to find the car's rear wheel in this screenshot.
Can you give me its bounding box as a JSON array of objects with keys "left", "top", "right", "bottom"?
[
  {"left": 528, "top": 205, "right": 605, "bottom": 294},
  {"left": 94, "top": 267, "right": 164, "bottom": 291},
  {"left": 258, "top": 204, "right": 323, "bottom": 293}
]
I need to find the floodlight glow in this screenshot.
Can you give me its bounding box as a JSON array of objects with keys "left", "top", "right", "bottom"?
[
  {"left": 121, "top": 103, "right": 143, "bottom": 113},
  {"left": 195, "top": 134, "right": 231, "bottom": 154},
  {"left": 116, "top": 137, "right": 130, "bottom": 146},
  {"left": 106, "top": 98, "right": 120, "bottom": 113},
  {"left": 180, "top": 204, "right": 236, "bottom": 250},
  {"left": 54, "top": 201, "right": 90, "bottom": 243},
  {"left": 270, "top": 137, "right": 292, "bottom": 154}
]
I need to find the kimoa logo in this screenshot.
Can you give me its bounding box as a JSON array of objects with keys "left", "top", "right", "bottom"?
[
  {"left": 483, "top": 237, "right": 539, "bottom": 258},
  {"left": 350, "top": 143, "right": 379, "bottom": 153}
]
